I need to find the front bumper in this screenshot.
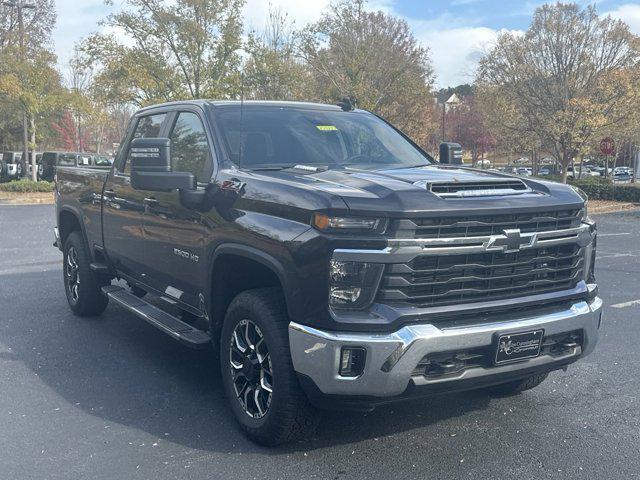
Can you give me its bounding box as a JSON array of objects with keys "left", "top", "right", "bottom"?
[{"left": 289, "top": 296, "right": 603, "bottom": 399}]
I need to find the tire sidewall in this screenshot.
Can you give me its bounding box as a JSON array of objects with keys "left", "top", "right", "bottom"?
[
  {"left": 62, "top": 231, "right": 107, "bottom": 315},
  {"left": 219, "top": 295, "right": 292, "bottom": 434},
  {"left": 63, "top": 233, "right": 83, "bottom": 310}
]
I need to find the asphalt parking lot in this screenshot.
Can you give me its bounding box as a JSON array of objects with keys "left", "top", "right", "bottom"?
[{"left": 1, "top": 204, "right": 639, "bottom": 480}]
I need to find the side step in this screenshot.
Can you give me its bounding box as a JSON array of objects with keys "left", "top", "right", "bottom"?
[
  {"left": 90, "top": 262, "right": 114, "bottom": 275},
  {"left": 102, "top": 285, "right": 210, "bottom": 349}
]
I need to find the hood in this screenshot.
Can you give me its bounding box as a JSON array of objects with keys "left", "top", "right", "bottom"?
[{"left": 242, "top": 165, "right": 585, "bottom": 217}]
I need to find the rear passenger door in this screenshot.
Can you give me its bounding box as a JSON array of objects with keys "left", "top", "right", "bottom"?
[{"left": 140, "top": 109, "right": 213, "bottom": 308}]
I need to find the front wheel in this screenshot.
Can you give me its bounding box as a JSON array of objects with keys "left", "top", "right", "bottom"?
[
  {"left": 220, "top": 288, "right": 320, "bottom": 446},
  {"left": 63, "top": 231, "right": 109, "bottom": 316}
]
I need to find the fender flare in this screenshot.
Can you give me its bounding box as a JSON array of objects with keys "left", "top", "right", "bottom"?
[
  {"left": 58, "top": 206, "right": 90, "bottom": 253},
  {"left": 208, "top": 243, "right": 294, "bottom": 314}
]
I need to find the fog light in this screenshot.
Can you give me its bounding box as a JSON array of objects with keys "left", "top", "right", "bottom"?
[
  {"left": 339, "top": 347, "right": 366, "bottom": 377},
  {"left": 330, "top": 286, "right": 362, "bottom": 304}
]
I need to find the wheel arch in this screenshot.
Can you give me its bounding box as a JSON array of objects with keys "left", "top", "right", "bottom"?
[
  {"left": 58, "top": 207, "right": 87, "bottom": 248},
  {"left": 208, "top": 244, "right": 294, "bottom": 336}
]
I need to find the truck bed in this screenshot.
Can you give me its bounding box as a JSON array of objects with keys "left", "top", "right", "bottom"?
[{"left": 55, "top": 166, "right": 109, "bottom": 253}]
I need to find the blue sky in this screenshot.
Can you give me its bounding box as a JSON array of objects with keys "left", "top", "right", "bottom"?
[{"left": 54, "top": 0, "right": 640, "bottom": 88}]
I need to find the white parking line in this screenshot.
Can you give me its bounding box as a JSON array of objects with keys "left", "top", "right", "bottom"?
[
  {"left": 598, "top": 233, "right": 631, "bottom": 237},
  {"left": 596, "top": 253, "right": 639, "bottom": 260},
  {"left": 610, "top": 299, "right": 640, "bottom": 309}
]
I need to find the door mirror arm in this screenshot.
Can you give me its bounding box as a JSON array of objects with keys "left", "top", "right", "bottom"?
[{"left": 179, "top": 182, "right": 218, "bottom": 212}]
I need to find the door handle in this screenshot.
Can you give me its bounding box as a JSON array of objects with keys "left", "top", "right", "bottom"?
[{"left": 144, "top": 197, "right": 159, "bottom": 206}]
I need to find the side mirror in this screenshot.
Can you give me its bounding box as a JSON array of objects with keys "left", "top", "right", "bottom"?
[
  {"left": 439, "top": 142, "right": 463, "bottom": 165},
  {"left": 130, "top": 138, "right": 195, "bottom": 192}
]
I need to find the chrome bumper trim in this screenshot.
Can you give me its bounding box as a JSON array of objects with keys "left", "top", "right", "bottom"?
[
  {"left": 289, "top": 296, "right": 603, "bottom": 397},
  {"left": 333, "top": 224, "right": 592, "bottom": 262}
]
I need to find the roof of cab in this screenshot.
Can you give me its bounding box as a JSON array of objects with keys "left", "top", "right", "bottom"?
[{"left": 136, "top": 99, "right": 359, "bottom": 114}]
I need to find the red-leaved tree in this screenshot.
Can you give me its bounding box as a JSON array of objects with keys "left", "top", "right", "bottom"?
[
  {"left": 446, "top": 96, "right": 496, "bottom": 163},
  {"left": 52, "top": 110, "right": 90, "bottom": 151}
]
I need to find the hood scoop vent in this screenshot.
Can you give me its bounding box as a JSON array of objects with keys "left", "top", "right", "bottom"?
[{"left": 416, "top": 179, "right": 532, "bottom": 198}]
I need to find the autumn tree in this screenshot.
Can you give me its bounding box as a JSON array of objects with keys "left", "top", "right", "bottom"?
[
  {"left": 244, "top": 7, "right": 312, "bottom": 100},
  {"left": 477, "top": 3, "right": 640, "bottom": 182},
  {"left": 446, "top": 96, "right": 496, "bottom": 164},
  {"left": 0, "top": 0, "right": 58, "bottom": 178},
  {"left": 82, "top": 0, "right": 244, "bottom": 107},
  {"left": 299, "top": 0, "right": 436, "bottom": 145}
]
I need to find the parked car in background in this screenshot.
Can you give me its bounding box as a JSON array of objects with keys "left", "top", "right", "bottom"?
[
  {"left": 516, "top": 167, "right": 532, "bottom": 176},
  {"left": 614, "top": 166, "right": 632, "bottom": 176},
  {"left": 538, "top": 167, "right": 552, "bottom": 176},
  {"left": 474, "top": 159, "right": 491, "bottom": 168},
  {"left": 1, "top": 151, "right": 24, "bottom": 180},
  {"left": 25, "top": 153, "right": 43, "bottom": 178},
  {"left": 567, "top": 166, "right": 600, "bottom": 178},
  {"left": 39, "top": 152, "right": 63, "bottom": 181},
  {"left": 586, "top": 166, "right": 605, "bottom": 176},
  {"left": 92, "top": 155, "right": 112, "bottom": 167},
  {"left": 613, "top": 167, "right": 632, "bottom": 182}
]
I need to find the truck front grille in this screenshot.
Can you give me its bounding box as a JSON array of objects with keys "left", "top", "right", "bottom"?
[{"left": 377, "top": 209, "right": 586, "bottom": 307}]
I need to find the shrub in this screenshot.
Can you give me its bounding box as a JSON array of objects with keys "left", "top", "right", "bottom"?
[
  {"left": 572, "top": 178, "right": 640, "bottom": 203},
  {"left": 533, "top": 175, "right": 640, "bottom": 202},
  {"left": 0, "top": 179, "right": 54, "bottom": 193}
]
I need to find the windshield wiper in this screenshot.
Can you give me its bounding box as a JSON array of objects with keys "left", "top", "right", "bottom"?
[{"left": 248, "top": 166, "right": 291, "bottom": 171}]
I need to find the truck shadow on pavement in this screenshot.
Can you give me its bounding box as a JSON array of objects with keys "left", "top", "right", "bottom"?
[{"left": 4, "top": 269, "right": 503, "bottom": 455}]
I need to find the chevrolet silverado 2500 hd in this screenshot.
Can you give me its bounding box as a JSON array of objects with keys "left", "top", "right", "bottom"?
[{"left": 54, "top": 100, "right": 602, "bottom": 445}]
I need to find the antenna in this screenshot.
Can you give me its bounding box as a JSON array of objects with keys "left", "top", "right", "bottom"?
[
  {"left": 337, "top": 96, "right": 355, "bottom": 112},
  {"left": 238, "top": 71, "right": 245, "bottom": 170}
]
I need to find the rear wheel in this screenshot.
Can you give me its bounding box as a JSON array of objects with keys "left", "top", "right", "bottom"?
[
  {"left": 485, "top": 372, "right": 549, "bottom": 396},
  {"left": 63, "top": 231, "right": 109, "bottom": 316},
  {"left": 220, "top": 288, "right": 319, "bottom": 446}
]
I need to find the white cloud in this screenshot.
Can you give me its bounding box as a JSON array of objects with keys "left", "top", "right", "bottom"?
[
  {"left": 605, "top": 3, "right": 640, "bottom": 34},
  {"left": 53, "top": 1, "right": 115, "bottom": 76},
  {"left": 414, "top": 25, "right": 522, "bottom": 88},
  {"left": 242, "top": 0, "right": 329, "bottom": 32}
]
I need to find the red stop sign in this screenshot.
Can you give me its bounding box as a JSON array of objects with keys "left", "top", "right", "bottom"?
[{"left": 600, "top": 137, "right": 615, "bottom": 155}]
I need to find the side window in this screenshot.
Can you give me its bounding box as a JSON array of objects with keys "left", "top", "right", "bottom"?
[
  {"left": 122, "top": 113, "right": 166, "bottom": 174},
  {"left": 57, "top": 154, "right": 76, "bottom": 167},
  {"left": 169, "top": 112, "right": 210, "bottom": 181}
]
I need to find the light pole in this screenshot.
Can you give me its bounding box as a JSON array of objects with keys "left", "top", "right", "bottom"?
[{"left": 2, "top": 1, "right": 36, "bottom": 179}]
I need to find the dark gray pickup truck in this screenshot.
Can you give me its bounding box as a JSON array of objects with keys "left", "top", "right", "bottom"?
[{"left": 54, "top": 100, "right": 602, "bottom": 445}]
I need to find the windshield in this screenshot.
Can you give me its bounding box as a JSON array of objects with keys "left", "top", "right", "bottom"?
[{"left": 213, "top": 106, "right": 432, "bottom": 170}]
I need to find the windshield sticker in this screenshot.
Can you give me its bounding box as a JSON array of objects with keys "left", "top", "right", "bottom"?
[{"left": 316, "top": 125, "right": 338, "bottom": 131}]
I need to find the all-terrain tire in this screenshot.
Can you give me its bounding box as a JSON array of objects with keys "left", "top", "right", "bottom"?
[
  {"left": 63, "top": 231, "right": 109, "bottom": 316},
  {"left": 220, "top": 288, "right": 320, "bottom": 446},
  {"left": 485, "top": 372, "right": 549, "bottom": 396}
]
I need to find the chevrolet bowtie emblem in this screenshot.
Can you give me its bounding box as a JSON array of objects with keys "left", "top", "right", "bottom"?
[{"left": 486, "top": 229, "right": 536, "bottom": 253}]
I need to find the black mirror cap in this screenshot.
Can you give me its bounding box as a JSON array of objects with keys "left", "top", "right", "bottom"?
[
  {"left": 439, "top": 142, "right": 463, "bottom": 165},
  {"left": 130, "top": 137, "right": 171, "bottom": 173}
]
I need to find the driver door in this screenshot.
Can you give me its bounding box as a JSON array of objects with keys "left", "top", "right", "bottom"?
[{"left": 140, "top": 109, "right": 214, "bottom": 308}]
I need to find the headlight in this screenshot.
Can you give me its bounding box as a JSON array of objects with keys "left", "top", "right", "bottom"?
[
  {"left": 312, "top": 214, "right": 384, "bottom": 233},
  {"left": 570, "top": 185, "right": 589, "bottom": 221},
  {"left": 329, "top": 259, "right": 384, "bottom": 309}
]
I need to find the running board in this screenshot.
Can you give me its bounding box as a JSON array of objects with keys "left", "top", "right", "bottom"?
[
  {"left": 90, "top": 262, "right": 114, "bottom": 275},
  {"left": 102, "top": 285, "right": 210, "bottom": 349}
]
